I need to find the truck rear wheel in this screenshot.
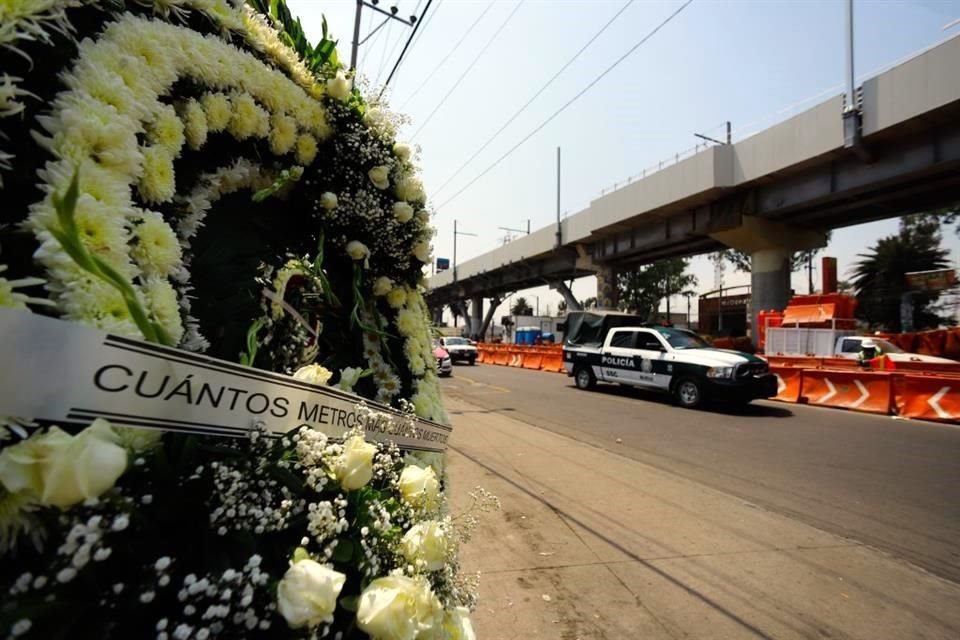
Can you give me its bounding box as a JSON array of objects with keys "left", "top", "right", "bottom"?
[
  {"left": 574, "top": 366, "right": 596, "bottom": 390},
  {"left": 674, "top": 378, "right": 702, "bottom": 408}
]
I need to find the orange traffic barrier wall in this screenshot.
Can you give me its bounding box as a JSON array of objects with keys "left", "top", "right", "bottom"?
[
  {"left": 493, "top": 349, "right": 510, "bottom": 366},
  {"left": 798, "top": 369, "right": 893, "bottom": 414},
  {"left": 508, "top": 348, "right": 523, "bottom": 367},
  {"left": 770, "top": 365, "right": 803, "bottom": 403},
  {"left": 540, "top": 351, "right": 565, "bottom": 372},
  {"left": 521, "top": 353, "right": 543, "bottom": 370},
  {"left": 766, "top": 356, "right": 824, "bottom": 369},
  {"left": 894, "top": 374, "right": 960, "bottom": 422}
]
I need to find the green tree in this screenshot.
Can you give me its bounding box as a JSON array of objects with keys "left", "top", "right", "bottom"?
[
  {"left": 616, "top": 257, "right": 698, "bottom": 320},
  {"left": 851, "top": 214, "right": 951, "bottom": 332},
  {"left": 511, "top": 296, "right": 533, "bottom": 316}
]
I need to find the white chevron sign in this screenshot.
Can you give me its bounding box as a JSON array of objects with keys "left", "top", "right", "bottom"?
[
  {"left": 817, "top": 378, "right": 837, "bottom": 404},
  {"left": 849, "top": 379, "right": 870, "bottom": 409},
  {"left": 927, "top": 386, "right": 952, "bottom": 419}
]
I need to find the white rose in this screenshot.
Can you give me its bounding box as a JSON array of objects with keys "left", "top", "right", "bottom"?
[
  {"left": 398, "top": 464, "right": 440, "bottom": 509},
  {"left": 336, "top": 367, "right": 364, "bottom": 392},
  {"left": 439, "top": 607, "right": 476, "bottom": 640},
  {"left": 336, "top": 435, "right": 377, "bottom": 491},
  {"left": 346, "top": 240, "right": 370, "bottom": 266},
  {"left": 396, "top": 176, "right": 425, "bottom": 203},
  {"left": 404, "top": 451, "right": 445, "bottom": 480},
  {"left": 357, "top": 576, "right": 441, "bottom": 640},
  {"left": 373, "top": 276, "right": 394, "bottom": 297},
  {"left": 276, "top": 559, "right": 346, "bottom": 628},
  {"left": 393, "top": 142, "right": 412, "bottom": 161},
  {"left": 368, "top": 165, "right": 390, "bottom": 190},
  {"left": 326, "top": 70, "right": 352, "bottom": 102},
  {"left": 392, "top": 201, "right": 414, "bottom": 224},
  {"left": 320, "top": 192, "right": 338, "bottom": 210},
  {"left": 0, "top": 420, "right": 127, "bottom": 508},
  {"left": 412, "top": 240, "right": 432, "bottom": 264},
  {"left": 294, "top": 364, "right": 334, "bottom": 386},
  {"left": 401, "top": 521, "right": 450, "bottom": 571},
  {"left": 386, "top": 287, "right": 408, "bottom": 309}
]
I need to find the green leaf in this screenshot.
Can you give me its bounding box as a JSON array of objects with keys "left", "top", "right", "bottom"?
[
  {"left": 339, "top": 595, "right": 359, "bottom": 612},
  {"left": 332, "top": 539, "right": 353, "bottom": 563}
]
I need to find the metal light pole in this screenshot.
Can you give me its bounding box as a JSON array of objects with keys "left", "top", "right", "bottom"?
[
  {"left": 555, "top": 146, "right": 562, "bottom": 248},
  {"left": 452, "top": 220, "right": 477, "bottom": 282}
]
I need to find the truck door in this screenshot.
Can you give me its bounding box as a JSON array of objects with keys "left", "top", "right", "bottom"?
[
  {"left": 634, "top": 331, "right": 672, "bottom": 390},
  {"left": 601, "top": 329, "right": 641, "bottom": 385}
]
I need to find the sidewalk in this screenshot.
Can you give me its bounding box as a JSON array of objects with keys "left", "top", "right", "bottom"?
[{"left": 444, "top": 395, "right": 960, "bottom": 640}]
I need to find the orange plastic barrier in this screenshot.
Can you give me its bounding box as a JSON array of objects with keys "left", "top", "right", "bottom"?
[
  {"left": 894, "top": 374, "right": 960, "bottom": 422},
  {"left": 770, "top": 366, "right": 803, "bottom": 403},
  {"left": 521, "top": 353, "right": 543, "bottom": 370},
  {"left": 766, "top": 356, "right": 824, "bottom": 369},
  {"left": 540, "top": 351, "right": 565, "bottom": 373},
  {"left": 819, "top": 357, "right": 862, "bottom": 370},
  {"left": 493, "top": 350, "right": 510, "bottom": 366},
  {"left": 799, "top": 369, "right": 893, "bottom": 414},
  {"left": 508, "top": 348, "right": 523, "bottom": 367}
]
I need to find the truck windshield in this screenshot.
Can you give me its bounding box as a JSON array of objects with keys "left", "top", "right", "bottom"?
[{"left": 656, "top": 328, "right": 709, "bottom": 350}]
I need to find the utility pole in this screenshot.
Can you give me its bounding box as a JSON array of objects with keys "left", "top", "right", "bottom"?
[
  {"left": 555, "top": 146, "right": 562, "bottom": 248},
  {"left": 350, "top": 0, "right": 418, "bottom": 72},
  {"left": 498, "top": 221, "right": 530, "bottom": 238}
]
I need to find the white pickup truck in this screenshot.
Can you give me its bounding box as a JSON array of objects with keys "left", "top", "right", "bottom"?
[
  {"left": 563, "top": 324, "right": 778, "bottom": 408},
  {"left": 833, "top": 335, "right": 957, "bottom": 364}
]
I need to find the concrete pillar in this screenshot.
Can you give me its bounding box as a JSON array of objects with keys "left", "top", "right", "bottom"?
[
  {"left": 750, "top": 248, "right": 792, "bottom": 344},
  {"left": 478, "top": 296, "right": 501, "bottom": 340},
  {"left": 596, "top": 265, "right": 619, "bottom": 310},
  {"left": 470, "top": 296, "right": 483, "bottom": 340},
  {"left": 549, "top": 281, "right": 582, "bottom": 312}
]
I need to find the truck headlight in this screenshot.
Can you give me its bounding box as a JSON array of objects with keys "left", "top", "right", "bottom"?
[{"left": 706, "top": 366, "right": 734, "bottom": 379}]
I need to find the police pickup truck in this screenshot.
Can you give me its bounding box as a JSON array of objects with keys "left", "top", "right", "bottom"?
[{"left": 562, "top": 315, "right": 776, "bottom": 408}]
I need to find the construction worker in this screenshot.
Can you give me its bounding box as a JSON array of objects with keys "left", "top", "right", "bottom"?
[{"left": 858, "top": 339, "right": 880, "bottom": 366}]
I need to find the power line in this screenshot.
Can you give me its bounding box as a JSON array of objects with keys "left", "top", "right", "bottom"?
[
  {"left": 435, "top": 0, "right": 694, "bottom": 212},
  {"left": 379, "top": 0, "right": 434, "bottom": 97},
  {"left": 388, "top": 0, "right": 444, "bottom": 93},
  {"left": 397, "top": 0, "right": 495, "bottom": 111},
  {"left": 433, "top": 0, "right": 635, "bottom": 197},
  {"left": 409, "top": 0, "right": 525, "bottom": 140},
  {"left": 376, "top": 1, "right": 422, "bottom": 86}
]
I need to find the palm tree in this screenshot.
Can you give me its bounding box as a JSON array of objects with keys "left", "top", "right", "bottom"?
[
  {"left": 851, "top": 215, "right": 950, "bottom": 331},
  {"left": 511, "top": 297, "right": 533, "bottom": 316}
]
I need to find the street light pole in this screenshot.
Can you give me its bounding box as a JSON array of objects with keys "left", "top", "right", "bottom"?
[{"left": 453, "top": 219, "right": 477, "bottom": 282}]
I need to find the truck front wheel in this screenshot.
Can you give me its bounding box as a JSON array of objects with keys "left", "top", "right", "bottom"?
[
  {"left": 574, "top": 366, "right": 596, "bottom": 390},
  {"left": 674, "top": 378, "right": 703, "bottom": 408}
]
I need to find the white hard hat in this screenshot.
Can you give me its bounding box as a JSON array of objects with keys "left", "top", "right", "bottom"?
[{"left": 861, "top": 339, "right": 877, "bottom": 349}]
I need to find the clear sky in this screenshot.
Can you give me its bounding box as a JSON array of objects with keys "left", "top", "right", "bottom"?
[{"left": 289, "top": 0, "right": 960, "bottom": 323}]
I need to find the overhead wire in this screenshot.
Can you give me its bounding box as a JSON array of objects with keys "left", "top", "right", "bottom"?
[
  {"left": 432, "top": 0, "right": 636, "bottom": 197},
  {"left": 396, "top": 0, "right": 496, "bottom": 111},
  {"left": 376, "top": 0, "right": 423, "bottom": 86},
  {"left": 379, "top": 0, "right": 434, "bottom": 97},
  {"left": 409, "top": 0, "right": 526, "bottom": 141},
  {"left": 435, "top": 0, "right": 694, "bottom": 212},
  {"left": 384, "top": 0, "right": 444, "bottom": 94}
]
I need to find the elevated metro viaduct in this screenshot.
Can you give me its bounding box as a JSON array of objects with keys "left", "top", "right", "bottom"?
[{"left": 426, "top": 35, "right": 960, "bottom": 343}]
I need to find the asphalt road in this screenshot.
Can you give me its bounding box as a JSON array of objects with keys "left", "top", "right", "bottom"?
[{"left": 440, "top": 363, "right": 960, "bottom": 584}]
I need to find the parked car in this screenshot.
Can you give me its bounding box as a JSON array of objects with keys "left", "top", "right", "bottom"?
[
  {"left": 438, "top": 337, "right": 478, "bottom": 365},
  {"left": 433, "top": 342, "right": 453, "bottom": 377}
]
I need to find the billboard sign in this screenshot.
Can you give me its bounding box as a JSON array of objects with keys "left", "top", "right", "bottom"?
[
  {"left": 435, "top": 257, "right": 450, "bottom": 272},
  {"left": 905, "top": 269, "right": 957, "bottom": 292}
]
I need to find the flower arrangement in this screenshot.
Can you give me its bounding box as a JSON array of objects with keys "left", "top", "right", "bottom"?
[{"left": 0, "top": 0, "right": 493, "bottom": 637}]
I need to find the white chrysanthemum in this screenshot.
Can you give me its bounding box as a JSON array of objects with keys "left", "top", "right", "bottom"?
[
  {"left": 0, "top": 265, "right": 46, "bottom": 311},
  {"left": 229, "top": 93, "right": 266, "bottom": 140},
  {"left": 144, "top": 277, "right": 184, "bottom": 343},
  {"left": 396, "top": 308, "right": 418, "bottom": 336},
  {"left": 295, "top": 134, "right": 318, "bottom": 165},
  {"left": 131, "top": 210, "right": 182, "bottom": 277},
  {"left": 201, "top": 92, "right": 232, "bottom": 132},
  {"left": 386, "top": 287, "right": 407, "bottom": 309},
  {"left": 70, "top": 194, "right": 132, "bottom": 269},
  {"left": 59, "top": 274, "right": 141, "bottom": 338},
  {"left": 396, "top": 176, "right": 425, "bottom": 203},
  {"left": 181, "top": 99, "right": 208, "bottom": 150},
  {"left": 147, "top": 104, "right": 185, "bottom": 156},
  {"left": 269, "top": 112, "right": 298, "bottom": 155},
  {"left": 138, "top": 145, "right": 176, "bottom": 204}
]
